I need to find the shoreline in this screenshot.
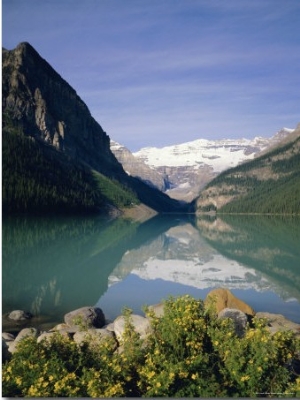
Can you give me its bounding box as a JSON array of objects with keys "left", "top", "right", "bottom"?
[{"left": 3, "top": 304, "right": 300, "bottom": 340}]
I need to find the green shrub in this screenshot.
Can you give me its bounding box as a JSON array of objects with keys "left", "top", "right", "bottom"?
[{"left": 2, "top": 295, "right": 300, "bottom": 397}]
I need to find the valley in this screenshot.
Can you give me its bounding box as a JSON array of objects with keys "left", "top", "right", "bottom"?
[
  {"left": 2, "top": 42, "right": 299, "bottom": 217},
  {"left": 111, "top": 128, "right": 295, "bottom": 202}
]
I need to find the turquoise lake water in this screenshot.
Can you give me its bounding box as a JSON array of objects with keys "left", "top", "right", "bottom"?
[{"left": 2, "top": 214, "right": 300, "bottom": 330}]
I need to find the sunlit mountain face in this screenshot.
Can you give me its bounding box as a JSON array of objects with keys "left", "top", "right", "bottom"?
[{"left": 111, "top": 128, "right": 294, "bottom": 202}]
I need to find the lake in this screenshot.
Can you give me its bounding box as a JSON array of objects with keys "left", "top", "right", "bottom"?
[{"left": 2, "top": 213, "right": 300, "bottom": 332}]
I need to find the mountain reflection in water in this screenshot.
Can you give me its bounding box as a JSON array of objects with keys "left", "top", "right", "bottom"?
[
  {"left": 2, "top": 214, "right": 300, "bottom": 329},
  {"left": 97, "top": 215, "right": 300, "bottom": 323}
]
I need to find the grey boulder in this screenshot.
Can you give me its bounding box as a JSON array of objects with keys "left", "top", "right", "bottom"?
[
  {"left": 113, "top": 314, "right": 152, "bottom": 342},
  {"left": 8, "top": 310, "right": 32, "bottom": 321},
  {"left": 64, "top": 306, "right": 105, "bottom": 329},
  {"left": 218, "top": 308, "right": 248, "bottom": 337}
]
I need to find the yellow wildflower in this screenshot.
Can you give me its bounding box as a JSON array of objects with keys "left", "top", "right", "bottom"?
[
  {"left": 179, "top": 371, "right": 188, "bottom": 378},
  {"left": 148, "top": 370, "right": 155, "bottom": 379},
  {"left": 240, "top": 375, "right": 250, "bottom": 382},
  {"left": 28, "top": 385, "right": 38, "bottom": 396},
  {"left": 15, "top": 377, "right": 22, "bottom": 386}
]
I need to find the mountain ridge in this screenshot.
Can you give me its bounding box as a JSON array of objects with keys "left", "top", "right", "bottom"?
[
  {"left": 3, "top": 42, "right": 298, "bottom": 216},
  {"left": 112, "top": 127, "right": 294, "bottom": 202},
  {"left": 195, "top": 125, "right": 300, "bottom": 214},
  {"left": 2, "top": 42, "right": 183, "bottom": 215}
]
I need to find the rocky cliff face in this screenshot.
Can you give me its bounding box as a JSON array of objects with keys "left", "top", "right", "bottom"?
[
  {"left": 2, "top": 42, "right": 123, "bottom": 176},
  {"left": 2, "top": 42, "right": 184, "bottom": 214},
  {"left": 110, "top": 141, "right": 167, "bottom": 191}
]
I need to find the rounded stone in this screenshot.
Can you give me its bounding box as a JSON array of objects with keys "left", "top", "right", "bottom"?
[
  {"left": 73, "top": 328, "right": 115, "bottom": 346},
  {"left": 2, "top": 332, "right": 15, "bottom": 342},
  {"left": 113, "top": 314, "right": 152, "bottom": 342},
  {"left": 8, "top": 310, "right": 33, "bottom": 321},
  {"left": 218, "top": 308, "right": 248, "bottom": 337},
  {"left": 15, "top": 327, "right": 39, "bottom": 343},
  {"left": 64, "top": 306, "right": 106, "bottom": 329}
]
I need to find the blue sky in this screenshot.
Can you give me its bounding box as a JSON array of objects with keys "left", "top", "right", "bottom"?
[{"left": 3, "top": 0, "right": 300, "bottom": 151}]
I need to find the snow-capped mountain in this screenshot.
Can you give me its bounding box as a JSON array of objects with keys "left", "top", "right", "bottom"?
[
  {"left": 133, "top": 128, "right": 295, "bottom": 171},
  {"left": 133, "top": 128, "right": 295, "bottom": 202},
  {"left": 111, "top": 128, "right": 294, "bottom": 202},
  {"left": 110, "top": 140, "right": 167, "bottom": 191},
  {"left": 105, "top": 222, "right": 290, "bottom": 297}
]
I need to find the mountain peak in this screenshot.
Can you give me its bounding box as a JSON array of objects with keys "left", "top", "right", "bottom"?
[
  {"left": 16, "top": 41, "right": 37, "bottom": 54},
  {"left": 130, "top": 128, "right": 297, "bottom": 202},
  {"left": 2, "top": 41, "right": 115, "bottom": 171},
  {"left": 9, "top": 42, "right": 48, "bottom": 67},
  {"left": 3, "top": 41, "right": 183, "bottom": 214}
]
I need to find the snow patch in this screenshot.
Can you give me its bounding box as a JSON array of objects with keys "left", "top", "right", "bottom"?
[{"left": 130, "top": 254, "right": 268, "bottom": 291}]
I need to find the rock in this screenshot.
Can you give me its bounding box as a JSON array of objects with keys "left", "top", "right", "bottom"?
[
  {"left": 205, "top": 288, "right": 255, "bottom": 316},
  {"left": 2, "top": 42, "right": 124, "bottom": 179},
  {"left": 51, "top": 323, "right": 70, "bottom": 331},
  {"left": 218, "top": 308, "right": 248, "bottom": 338},
  {"left": 255, "top": 312, "right": 300, "bottom": 337},
  {"left": 7, "top": 341, "right": 18, "bottom": 354},
  {"left": 2, "top": 332, "right": 16, "bottom": 360},
  {"left": 110, "top": 141, "right": 166, "bottom": 192},
  {"left": 8, "top": 310, "right": 33, "bottom": 321},
  {"left": 49, "top": 323, "right": 79, "bottom": 334},
  {"left": 37, "top": 331, "right": 70, "bottom": 344},
  {"left": 73, "top": 328, "right": 116, "bottom": 350},
  {"left": 15, "top": 327, "right": 39, "bottom": 343},
  {"left": 113, "top": 314, "right": 152, "bottom": 342},
  {"left": 64, "top": 307, "right": 105, "bottom": 329},
  {"left": 2, "top": 332, "right": 15, "bottom": 342},
  {"left": 6, "top": 328, "right": 40, "bottom": 355},
  {"left": 104, "top": 322, "right": 115, "bottom": 332},
  {"left": 2, "top": 340, "right": 11, "bottom": 362},
  {"left": 147, "top": 303, "right": 165, "bottom": 318}
]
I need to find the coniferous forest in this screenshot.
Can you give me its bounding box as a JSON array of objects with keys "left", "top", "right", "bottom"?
[
  {"left": 2, "top": 121, "right": 139, "bottom": 215},
  {"left": 197, "top": 133, "right": 300, "bottom": 215}
]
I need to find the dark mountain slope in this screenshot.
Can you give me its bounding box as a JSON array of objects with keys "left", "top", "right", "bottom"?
[
  {"left": 2, "top": 120, "right": 138, "bottom": 214},
  {"left": 3, "top": 43, "right": 117, "bottom": 174},
  {"left": 195, "top": 124, "right": 300, "bottom": 214},
  {"left": 2, "top": 43, "right": 183, "bottom": 214}
]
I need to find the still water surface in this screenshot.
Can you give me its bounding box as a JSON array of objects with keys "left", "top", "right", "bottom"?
[{"left": 2, "top": 214, "right": 300, "bottom": 329}]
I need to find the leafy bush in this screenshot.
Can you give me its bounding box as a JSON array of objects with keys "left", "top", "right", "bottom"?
[{"left": 2, "top": 295, "right": 300, "bottom": 397}]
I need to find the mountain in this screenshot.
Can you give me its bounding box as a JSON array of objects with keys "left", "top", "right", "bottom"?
[
  {"left": 103, "top": 217, "right": 299, "bottom": 308},
  {"left": 131, "top": 129, "right": 294, "bottom": 202},
  {"left": 110, "top": 140, "right": 167, "bottom": 191},
  {"left": 196, "top": 215, "right": 300, "bottom": 302},
  {"left": 107, "top": 221, "right": 270, "bottom": 293},
  {"left": 2, "top": 42, "right": 183, "bottom": 215},
  {"left": 195, "top": 124, "right": 300, "bottom": 214}
]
